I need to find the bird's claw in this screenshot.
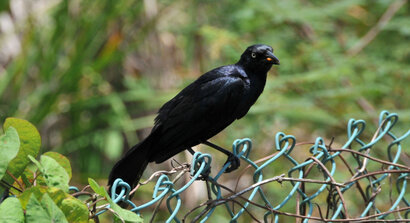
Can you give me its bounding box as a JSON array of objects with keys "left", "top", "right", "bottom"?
[{"left": 224, "top": 154, "right": 240, "bottom": 173}]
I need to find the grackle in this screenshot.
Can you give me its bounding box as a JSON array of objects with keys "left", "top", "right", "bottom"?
[{"left": 108, "top": 44, "right": 279, "bottom": 192}]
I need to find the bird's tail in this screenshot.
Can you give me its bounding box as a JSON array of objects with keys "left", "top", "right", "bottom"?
[{"left": 108, "top": 136, "right": 152, "bottom": 195}]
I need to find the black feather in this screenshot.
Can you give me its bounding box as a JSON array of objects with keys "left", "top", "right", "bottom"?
[{"left": 108, "top": 44, "right": 279, "bottom": 196}]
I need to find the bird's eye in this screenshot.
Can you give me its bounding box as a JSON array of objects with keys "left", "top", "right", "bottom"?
[{"left": 251, "top": 52, "right": 256, "bottom": 58}]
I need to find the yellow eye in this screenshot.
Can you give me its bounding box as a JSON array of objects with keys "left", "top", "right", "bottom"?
[{"left": 251, "top": 52, "right": 256, "bottom": 58}]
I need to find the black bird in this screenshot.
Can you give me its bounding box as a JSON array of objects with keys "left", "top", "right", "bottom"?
[{"left": 108, "top": 44, "right": 279, "bottom": 192}]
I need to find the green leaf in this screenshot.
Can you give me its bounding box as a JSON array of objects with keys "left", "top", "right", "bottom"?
[
  {"left": 18, "top": 186, "right": 48, "bottom": 209},
  {"left": 22, "top": 188, "right": 87, "bottom": 223},
  {"left": 46, "top": 187, "right": 69, "bottom": 206},
  {"left": 40, "top": 155, "right": 70, "bottom": 192},
  {"left": 1, "top": 118, "right": 41, "bottom": 193},
  {"left": 43, "top": 152, "right": 72, "bottom": 180},
  {"left": 0, "top": 126, "right": 20, "bottom": 180},
  {"left": 39, "top": 193, "right": 68, "bottom": 223},
  {"left": 88, "top": 178, "right": 105, "bottom": 196},
  {"left": 28, "top": 155, "right": 43, "bottom": 172},
  {"left": 88, "top": 178, "right": 143, "bottom": 222},
  {"left": 25, "top": 194, "right": 50, "bottom": 223},
  {"left": 26, "top": 155, "right": 70, "bottom": 191},
  {"left": 0, "top": 197, "right": 24, "bottom": 223},
  {"left": 60, "top": 196, "right": 89, "bottom": 223},
  {"left": 18, "top": 185, "right": 87, "bottom": 222},
  {"left": 110, "top": 203, "right": 143, "bottom": 223}
]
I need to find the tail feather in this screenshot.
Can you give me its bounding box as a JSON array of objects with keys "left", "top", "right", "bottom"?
[{"left": 108, "top": 137, "right": 152, "bottom": 194}]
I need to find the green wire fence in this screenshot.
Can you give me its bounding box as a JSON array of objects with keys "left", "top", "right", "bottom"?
[{"left": 82, "top": 110, "right": 410, "bottom": 222}]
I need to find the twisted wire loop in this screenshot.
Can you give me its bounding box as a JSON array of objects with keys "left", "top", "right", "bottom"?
[{"left": 103, "top": 110, "right": 409, "bottom": 222}]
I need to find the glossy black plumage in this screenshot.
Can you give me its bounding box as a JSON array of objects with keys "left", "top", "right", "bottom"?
[{"left": 108, "top": 44, "right": 279, "bottom": 191}]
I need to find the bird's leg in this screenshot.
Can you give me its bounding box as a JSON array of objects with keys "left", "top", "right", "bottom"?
[
  {"left": 202, "top": 141, "right": 240, "bottom": 173},
  {"left": 187, "top": 147, "right": 210, "bottom": 180},
  {"left": 187, "top": 148, "right": 196, "bottom": 155}
]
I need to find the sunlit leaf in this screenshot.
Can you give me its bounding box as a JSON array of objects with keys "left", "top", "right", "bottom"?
[
  {"left": 39, "top": 193, "right": 68, "bottom": 223},
  {"left": 1, "top": 118, "right": 41, "bottom": 194},
  {"left": 40, "top": 155, "right": 70, "bottom": 192},
  {"left": 18, "top": 186, "right": 48, "bottom": 209},
  {"left": 0, "top": 197, "right": 24, "bottom": 223},
  {"left": 88, "top": 178, "right": 105, "bottom": 196},
  {"left": 25, "top": 194, "right": 50, "bottom": 223},
  {"left": 60, "top": 196, "right": 89, "bottom": 223},
  {"left": 43, "top": 152, "right": 72, "bottom": 180},
  {"left": 0, "top": 127, "right": 20, "bottom": 180}
]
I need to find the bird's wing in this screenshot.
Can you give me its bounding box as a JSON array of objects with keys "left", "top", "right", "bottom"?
[{"left": 150, "top": 67, "right": 249, "bottom": 162}]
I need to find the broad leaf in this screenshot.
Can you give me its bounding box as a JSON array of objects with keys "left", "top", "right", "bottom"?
[
  {"left": 0, "top": 127, "right": 20, "bottom": 180},
  {"left": 60, "top": 196, "right": 89, "bottom": 223},
  {"left": 25, "top": 194, "right": 50, "bottom": 223},
  {"left": 43, "top": 152, "right": 72, "bottom": 179},
  {"left": 1, "top": 118, "right": 41, "bottom": 193},
  {"left": 0, "top": 197, "right": 24, "bottom": 223},
  {"left": 40, "top": 155, "right": 70, "bottom": 192},
  {"left": 18, "top": 186, "right": 88, "bottom": 222},
  {"left": 40, "top": 193, "right": 68, "bottom": 223},
  {"left": 18, "top": 186, "right": 48, "bottom": 209}
]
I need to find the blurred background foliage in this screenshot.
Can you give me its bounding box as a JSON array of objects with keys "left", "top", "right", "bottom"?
[{"left": 0, "top": 0, "right": 409, "bottom": 221}]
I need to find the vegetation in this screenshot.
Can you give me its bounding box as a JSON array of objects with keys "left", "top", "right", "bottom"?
[
  {"left": 0, "top": 118, "right": 142, "bottom": 222},
  {"left": 0, "top": 0, "right": 408, "bottom": 222}
]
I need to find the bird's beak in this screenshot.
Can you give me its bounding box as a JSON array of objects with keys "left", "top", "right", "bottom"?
[{"left": 266, "top": 51, "right": 280, "bottom": 65}]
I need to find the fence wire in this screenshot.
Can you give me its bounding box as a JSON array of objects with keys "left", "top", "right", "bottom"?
[{"left": 90, "top": 110, "right": 409, "bottom": 222}]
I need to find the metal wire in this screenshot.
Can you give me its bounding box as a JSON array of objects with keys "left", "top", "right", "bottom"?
[{"left": 101, "top": 110, "right": 409, "bottom": 222}]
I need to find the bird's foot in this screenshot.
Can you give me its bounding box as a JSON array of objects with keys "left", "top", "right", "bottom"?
[{"left": 223, "top": 154, "right": 240, "bottom": 173}]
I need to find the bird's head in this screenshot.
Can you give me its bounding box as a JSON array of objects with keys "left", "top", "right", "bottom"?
[{"left": 237, "top": 44, "right": 279, "bottom": 73}]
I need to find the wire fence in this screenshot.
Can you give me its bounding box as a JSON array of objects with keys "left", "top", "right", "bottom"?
[{"left": 82, "top": 110, "right": 410, "bottom": 222}]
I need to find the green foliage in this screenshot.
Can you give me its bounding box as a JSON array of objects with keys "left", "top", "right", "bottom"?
[
  {"left": 1, "top": 118, "right": 41, "bottom": 194},
  {"left": 17, "top": 186, "right": 89, "bottom": 223},
  {"left": 0, "top": 197, "right": 24, "bottom": 223},
  {"left": 43, "top": 152, "right": 73, "bottom": 180},
  {"left": 0, "top": 127, "right": 20, "bottom": 179},
  {"left": 1, "top": 1, "right": 408, "bottom": 179},
  {"left": 0, "top": 118, "right": 138, "bottom": 222},
  {"left": 0, "top": 0, "right": 409, "bottom": 221},
  {"left": 88, "top": 178, "right": 143, "bottom": 223},
  {"left": 59, "top": 196, "right": 89, "bottom": 223},
  {"left": 28, "top": 155, "right": 70, "bottom": 192},
  {"left": 25, "top": 194, "right": 68, "bottom": 223}
]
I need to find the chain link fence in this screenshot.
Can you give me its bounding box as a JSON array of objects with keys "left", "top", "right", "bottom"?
[{"left": 81, "top": 110, "right": 409, "bottom": 222}]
